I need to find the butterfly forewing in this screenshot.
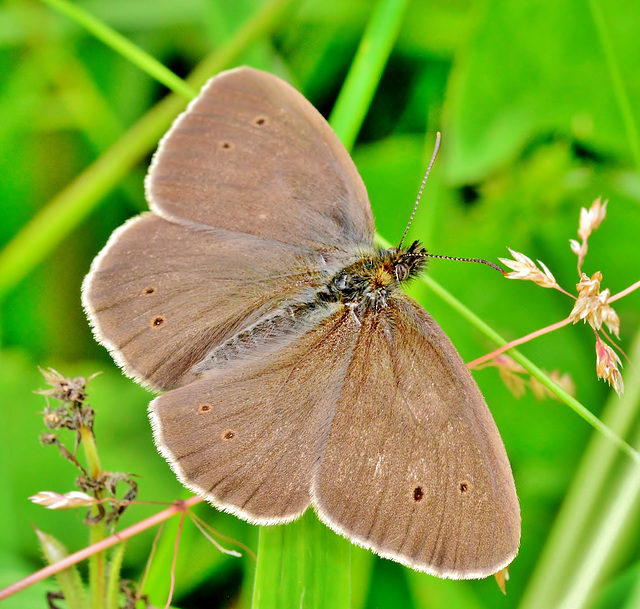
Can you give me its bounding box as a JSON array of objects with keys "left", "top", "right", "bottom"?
[
  {"left": 83, "top": 214, "right": 338, "bottom": 390},
  {"left": 147, "top": 67, "right": 375, "bottom": 251}
]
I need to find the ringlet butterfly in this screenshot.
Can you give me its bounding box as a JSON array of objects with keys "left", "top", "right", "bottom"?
[{"left": 83, "top": 66, "right": 520, "bottom": 579}]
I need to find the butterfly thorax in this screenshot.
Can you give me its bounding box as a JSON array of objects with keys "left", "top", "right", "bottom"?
[{"left": 318, "top": 240, "right": 427, "bottom": 314}]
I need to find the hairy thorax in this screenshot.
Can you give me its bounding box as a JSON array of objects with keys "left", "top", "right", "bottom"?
[{"left": 319, "top": 240, "right": 427, "bottom": 316}]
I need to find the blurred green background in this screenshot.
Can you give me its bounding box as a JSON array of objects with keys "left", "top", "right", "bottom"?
[{"left": 1, "top": 0, "right": 639, "bottom": 607}]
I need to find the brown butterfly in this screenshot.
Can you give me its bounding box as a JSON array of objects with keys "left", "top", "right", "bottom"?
[{"left": 83, "top": 67, "right": 520, "bottom": 579}]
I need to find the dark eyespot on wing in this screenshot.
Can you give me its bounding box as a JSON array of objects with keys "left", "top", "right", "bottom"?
[{"left": 150, "top": 315, "right": 166, "bottom": 328}]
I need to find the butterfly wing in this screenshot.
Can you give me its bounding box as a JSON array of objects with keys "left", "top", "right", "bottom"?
[
  {"left": 313, "top": 296, "right": 520, "bottom": 578},
  {"left": 147, "top": 67, "right": 375, "bottom": 251},
  {"left": 149, "top": 308, "right": 359, "bottom": 522},
  {"left": 83, "top": 214, "right": 341, "bottom": 391},
  {"left": 84, "top": 67, "right": 375, "bottom": 390}
]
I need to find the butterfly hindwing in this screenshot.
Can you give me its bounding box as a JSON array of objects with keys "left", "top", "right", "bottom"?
[{"left": 313, "top": 296, "right": 520, "bottom": 578}]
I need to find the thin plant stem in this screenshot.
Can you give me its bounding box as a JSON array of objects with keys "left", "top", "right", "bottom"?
[
  {"left": 610, "top": 279, "right": 640, "bottom": 302},
  {"left": 164, "top": 509, "right": 186, "bottom": 609},
  {"left": 0, "top": 497, "right": 203, "bottom": 602},
  {"left": 467, "top": 317, "right": 574, "bottom": 368},
  {"left": 40, "top": 0, "right": 197, "bottom": 99},
  {"left": 79, "top": 425, "right": 107, "bottom": 609}
]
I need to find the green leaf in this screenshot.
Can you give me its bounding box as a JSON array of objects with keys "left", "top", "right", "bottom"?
[
  {"left": 445, "top": 0, "right": 640, "bottom": 183},
  {"left": 35, "top": 528, "right": 88, "bottom": 609}
]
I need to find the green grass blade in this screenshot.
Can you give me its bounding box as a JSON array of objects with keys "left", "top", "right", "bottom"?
[
  {"left": 252, "top": 513, "right": 351, "bottom": 609},
  {"left": 588, "top": 0, "right": 640, "bottom": 173},
  {"left": 35, "top": 528, "right": 88, "bottom": 609},
  {"left": 622, "top": 565, "right": 640, "bottom": 609},
  {"left": 329, "top": 0, "right": 411, "bottom": 151},
  {"left": 40, "top": 0, "right": 197, "bottom": 99},
  {"left": 250, "top": 2, "right": 410, "bottom": 605}
]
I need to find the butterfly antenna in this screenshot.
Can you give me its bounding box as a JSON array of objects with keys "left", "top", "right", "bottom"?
[
  {"left": 423, "top": 253, "right": 506, "bottom": 275},
  {"left": 398, "top": 131, "right": 441, "bottom": 249}
]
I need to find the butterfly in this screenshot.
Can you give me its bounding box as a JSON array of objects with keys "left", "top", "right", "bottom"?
[{"left": 83, "top": 66, "right": 520, "bottom": 579}]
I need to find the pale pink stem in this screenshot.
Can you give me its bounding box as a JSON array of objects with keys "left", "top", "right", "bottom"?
[
  {"left": 165, "top": 507, "right": 187, "bottom": 609},
  {"left": 553, "top": 284, "right": 577, "bottom": 299},
  {"left": 467, "top": 317, "right": 574, "bottom": 369},
  {"left": 609, "top": 279, "right": 640, "bottom": 302},
  {"left": 0, "top": 496, "right": 203, "bottom": 602}
]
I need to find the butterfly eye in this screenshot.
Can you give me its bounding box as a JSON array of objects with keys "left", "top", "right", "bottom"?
[
  {"left": 394, "top": 263, "right": 409, "bottom": 281},
  {"left": 336, "top": 274, "right": 350, "bottom": 290}
]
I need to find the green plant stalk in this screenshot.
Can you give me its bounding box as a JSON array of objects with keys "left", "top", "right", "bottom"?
[
  {"left": 40, "top": 0, "right": 196, "bottom": 99},
  {"left": 35, "top": 528, "right": 88, "bottom": 609},
  {"left": 106, "top": 542, "right": 126, "bottom": 609},
  {"left": 79, "top": 424, "right": 107, "bottom": 609},
  {"left": 329, "top": 0, "right": 411, "bottom": 151},
  {"left": 518, "top": 332, "right": 640, "bottom": 609},
  {"left": 252, "top": 512, "right": 351, "bottom": 609},
  {"left": 0, "top": 0, "right": 299, "bottom": 303}
]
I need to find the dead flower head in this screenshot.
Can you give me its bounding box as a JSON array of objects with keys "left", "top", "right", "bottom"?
[
  {"left": 496, "top": 197, "right": 633, "bottom": 397},
  {"left": 578, "top": 197, "right": 607, "bottom": 242},
  {"left": 569, "top": 272, "right": 620, "bottom": 338},
  {"left": 36, "top": 368, "right": 99, "bottom": 404},
  {"left": 595, "top": 337, "right": 624, "bottom": 396},
  {"left": 499, "top": 248, "right": 559, "bottom": 290},
  {"left": 29, "top": 490, "right": 97, "bottom": 510}
]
